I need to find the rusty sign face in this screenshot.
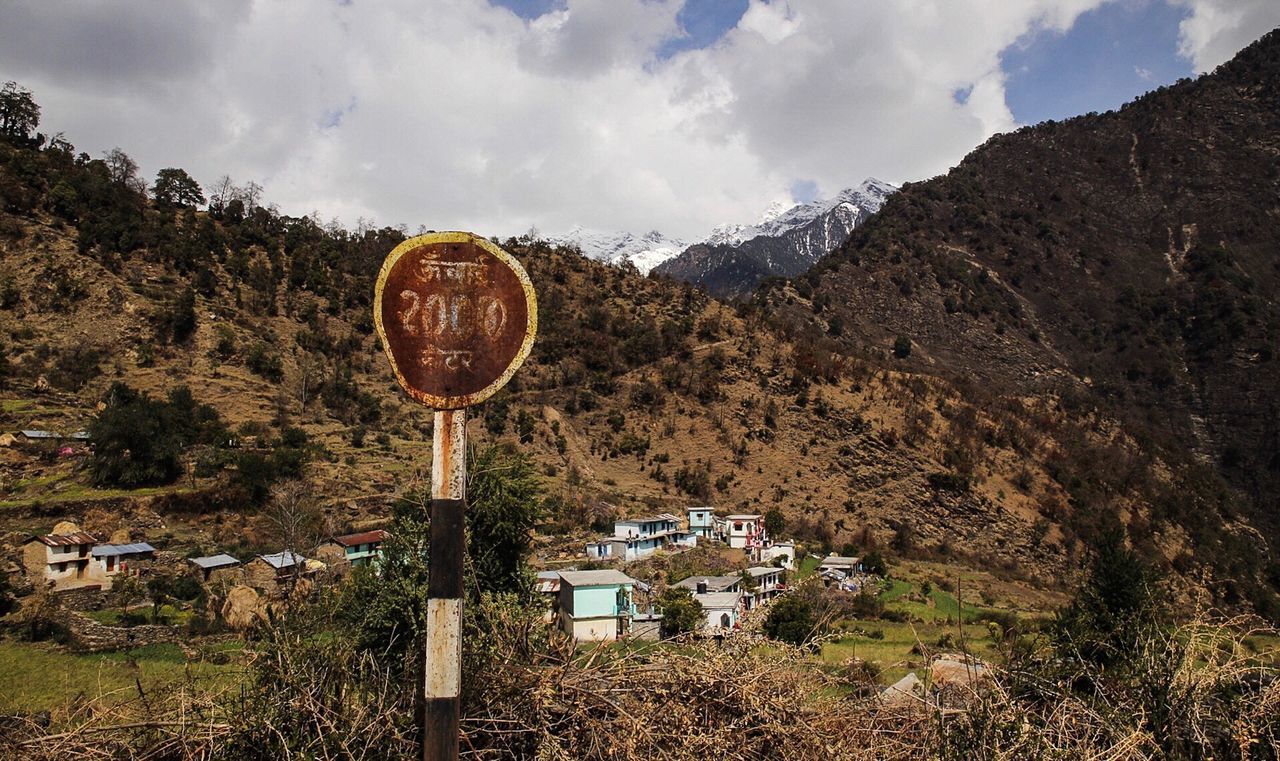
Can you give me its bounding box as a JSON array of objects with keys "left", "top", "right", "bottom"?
[{"left": 374, "top": 232, "right": 537, "bottom": 410}]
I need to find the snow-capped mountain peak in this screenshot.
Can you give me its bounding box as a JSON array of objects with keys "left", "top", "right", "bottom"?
[{"left": 545, "top": 178, "right": 896, "bottom": 277}]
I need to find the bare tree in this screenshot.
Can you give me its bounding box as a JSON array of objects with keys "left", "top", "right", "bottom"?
[{"left": 265, "top": 479, "right": 325, "bottom": 554}]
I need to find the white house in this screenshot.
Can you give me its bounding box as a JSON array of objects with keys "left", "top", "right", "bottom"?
[
  {"left": 22, "top": 532, "right": 99, "bottom": 589},
  {"left": 585, "top": 514, "right": 697, "bottom": 562},
  {"left": 721, "top": 514, "right": 767, "bottom": 550},
  {"left": 818, "top": 555, "right": 864, "bottom": 576},
  {"left": 90, "top": 542, "right": 156, "bottom": 583},
  {"left": 673, "top": 575, "right": 740, "bottom": 594},
  {"left": 758, "top": 541, "right": 796, "bottom": 569},
  {"left": 692, "top": 590, "right": 743, "bottom": 632},
  {"left": 742, "top": 566, "right": 785, "bottom": 610}
]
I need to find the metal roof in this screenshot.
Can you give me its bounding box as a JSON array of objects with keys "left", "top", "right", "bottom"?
[
  {"left": 745, "top": 566, "right": 781, "bottom": 578},
  {"left": 328, "top": 529, "right": 389, "bottom": 547},
  {"left": 20, "top": 430, "right": 59, "bottom": 439},
  {"left": 557, "top": 569, "right": 635, "bottom": 587},
  {"left": 536, "top": 570, "right": 562, "bottom": 580},
  {"left": 673, "top": 575, "right": 740, "bottom": 592},
  {"left": 28, "top": 532, "right": 98, "bottom": 546},
  {"left": 616, "top": 514, "right": 681, "bottom": 525},
  {"left": 821, "top": 555, "right": 861, "bottom": 566},
  {"left": 692, "top": 591, "right": 742, "bottom": 609},
  {"left": 190, "top": 554, "right": 241, "bottom": 569},
  {"left": 91, "top": 542, "right": 155, "bottom": 557},
  {"left": 258, "top": 551, "right": 306, "bottom": 569}
]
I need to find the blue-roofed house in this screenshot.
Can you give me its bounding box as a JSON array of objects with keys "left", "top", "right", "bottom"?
[{"left": 91, "top": 542, "right": 156, "bottom": 584}]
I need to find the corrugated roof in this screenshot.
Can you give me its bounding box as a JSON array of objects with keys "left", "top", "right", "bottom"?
[
  {"left": 692, "top": 591, "right": 742, "bottom": 609},
  {"left": 258, "top": 551, "right": 306, "bottom": 569},
  {"left": 536, "top": 571, "right": 562, "bottom": 580},
  {"left": 616, "top": 514, "right": 681, "bottom": 526},
  {"left": 29, "top": 532, "right": 98, "bottom": 546},
  {"left": 190, "top": 554, "right": 241, "bottom": 569},
  {"left": 558, "top": 569, "right": 635, "bottom": 587},
  {"left": 91, "top": 542, "right": 155, "bottom": 557},
  {"left": 330, "top": 529, "right": 389, "bottom": 547},
  {"left": 20, "top": 430, "right": 59, "bottom": 439},
  {"left": 745, "top": 566, "right": 781, "bottom": 578},
  {"left": 673, "top": 575, "right": 740, "bottom": 592}
]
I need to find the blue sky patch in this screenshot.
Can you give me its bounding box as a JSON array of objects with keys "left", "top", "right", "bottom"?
[
  {"left": 489, "top": 0, "right": 564, "bottom": 21},
  {"left": 1000, "top": 0, "right": 1194, "bottom": 125},
  {"left": 658, "top": 0, "right": 749, "bottom": 59}
]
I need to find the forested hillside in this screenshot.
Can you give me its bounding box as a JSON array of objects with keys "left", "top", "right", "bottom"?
[{"left": 776, "top": 29, "right": 1280, "bottom": 616}]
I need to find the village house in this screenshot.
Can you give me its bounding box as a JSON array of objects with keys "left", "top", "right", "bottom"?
[
  {"left": 556, "top": 569, "right": 638, "bottom": 642},
  {"left": 692, "top": 590, "right": 743, "bottom": 632},
  {"left": 718, "top": 514, "right": 768, "bottom": 550},
  {"left": 535, "top": 570, "right": 561, "bottom": 598},
  {"left": 22, "top": 532, "right": 99, "bottom": 589},
  {"left": 758, "top": 541, "right": 796, "bottom": 569},
  {"left": 189, "top": 554, "right": 242, "bottom": 582},
  {"left": 818, "top": 555, "right": 864, "bottom": 577},
  {"left": 313, "top": 529, "right": 389, "bottom": 572},
  {"left": 817, "top": 555, "right": 870, "bottom": 592},
  {"left": 686, "top": 507, "right": 715, "bottom": 540},
  {"left": 245, "top": 551, "right": 314, "bottom": 588},
  {"left": 673, "top": 574, "right": 741, "bottom": 594},
  {"left": 90, "top": 542, "right": 155, "bottom": 585},
  {"left": 742, "top": 566, "right": 785, "bottom": 610},
  {"left": 585, "top": 514, "right": 697, "bottom": 562}
]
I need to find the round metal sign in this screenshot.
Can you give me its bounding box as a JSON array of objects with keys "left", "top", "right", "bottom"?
[{"left": 374, "top": 232, "right": 537, "bottom": 410}]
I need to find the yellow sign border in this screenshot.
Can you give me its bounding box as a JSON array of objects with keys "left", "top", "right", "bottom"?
[{"left": 373, "top": 231, "right": 538, "bottom": 410}]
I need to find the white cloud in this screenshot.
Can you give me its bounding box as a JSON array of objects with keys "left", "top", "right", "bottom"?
[
  {"left": 1173, "top": 0, "right": 1280, "bottom": 73},
  {"left": 0, "top": 0, "right": 1200, "bottom": 241}
]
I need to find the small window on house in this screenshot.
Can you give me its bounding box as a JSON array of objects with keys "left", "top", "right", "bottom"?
[{"left": 733, "top": 522, "right": 743, "bottom": 531}]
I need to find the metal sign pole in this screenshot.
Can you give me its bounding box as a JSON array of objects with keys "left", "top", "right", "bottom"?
[
  {"left": 373, "top": 231, "right": 537, "bottom": 761},
  {"left": 424, "top": 408, "right": 466, "bottom": 761}
]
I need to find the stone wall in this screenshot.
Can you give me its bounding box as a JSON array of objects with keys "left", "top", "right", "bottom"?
[
  {"left": 63, "top": 611, "right": 182, "bottom": 653},
  {"left": 53, "top": 584, "right": 106, "bottom": 611}
]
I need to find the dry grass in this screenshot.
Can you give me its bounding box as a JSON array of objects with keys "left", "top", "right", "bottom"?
[{"left": 2, "top": 613, "right": 1275, "bottom": 760}]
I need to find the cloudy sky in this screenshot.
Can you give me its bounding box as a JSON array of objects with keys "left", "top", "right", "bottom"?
[{"left": 1, "top": 0, "right": 1276, "bottom": 240}]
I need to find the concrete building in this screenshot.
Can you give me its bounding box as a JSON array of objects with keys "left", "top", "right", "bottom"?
[
  {"left": 742, "top": 566, "right": 785, "bottom": 610},
  {"left": 90, "top": 542, "right": 155, "bottom": 584},
  {"left": 673, "top": 574, "right": 741, "bottom": 594},
  {"left": 758, "top": 541, "right": 796, "bottom": 569},
  {"left": 22, "top": 532, "right": 99, "bottom": 589},
  {"left": 692, "top": 590, "right": 743, "bottom": 632},
  {"left": 557, "top": 569, "right": 638, "bottom": 642},
  {"left": 818, "top": 555, "right": 864, "bottom": 576},
  {"left": 585, "top": 514, "right": 697, "bottom": 562},
  {"left": 722, "top": 514, "right": 767, "bottom": 550},
  {"left": 686, "top": 507, "right": 715, "bottom": 540}
]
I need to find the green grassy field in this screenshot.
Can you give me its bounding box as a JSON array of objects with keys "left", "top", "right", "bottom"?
[
  {"left": 822, "top": 620, "right": 1000, "bottom": 684},
  {"left": 0, "top": 640, "right": 244, "bottom": 714}
]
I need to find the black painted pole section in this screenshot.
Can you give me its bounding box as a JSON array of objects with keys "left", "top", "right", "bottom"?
[{"left": 424, "top": 409, "right": 465, "bottom": 761}]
